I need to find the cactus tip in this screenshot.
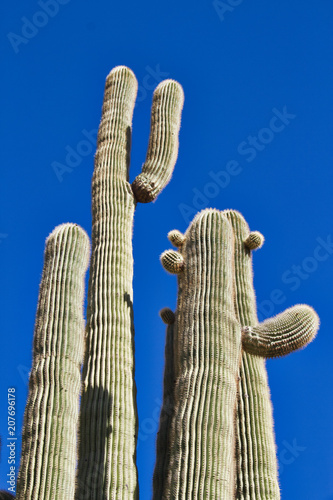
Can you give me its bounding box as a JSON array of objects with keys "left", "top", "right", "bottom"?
[
  {"left": 132, "top": 174, "right": 156, "bottom": 203},
  {"left": 244, "top": 231, "right": 264, "bottom": 250},
  {"left": 160, "top": 249, "right": 184, "bottom": 274},
  {"left": 159, "top": 307, "right": 175, "bottom": 325},
  {"left": 167, "top": 230, "right": 186, "bottom": 248}
]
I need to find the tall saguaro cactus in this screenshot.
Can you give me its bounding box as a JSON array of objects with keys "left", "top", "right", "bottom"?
[
  {"left": 157, "top": 208, "right": 319, "bottom": 499},
  {"left": 76, "top": 66, "right": 184, "bottom": 499},
  {"left": 223, "top": 209, "right": 319, "bottom": 499},
  {"left": 16, "top": 224, "right": 90, "bottom": 500},
  {"left": 13, "top": 67, "right": 320, "bottom": 500},
  {"left": 159, "top": 209, "right": 242, "bottom": 499}
]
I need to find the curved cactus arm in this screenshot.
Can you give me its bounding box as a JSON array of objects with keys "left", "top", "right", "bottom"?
[
  {"left": 16, "top": 224, "right": 90, "bottom": 500},
  {"left": 152, "top": 308, "right": 175, "bottom": 500},
  {"left": 158, "top": 209, "right": 242, "bottom": 500},
  {"left": 242, "top": 304, "right": 319, "bottom": 358},
  {"left": 132, "top": 80, "right": 184, "bottom": 203}
]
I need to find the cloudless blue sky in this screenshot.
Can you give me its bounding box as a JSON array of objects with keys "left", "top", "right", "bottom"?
[{"left": 1, "top": 1, "right": 333, "bottom": 498}]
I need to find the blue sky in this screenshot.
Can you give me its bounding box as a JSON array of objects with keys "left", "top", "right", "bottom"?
[{"left": 1, "top": 1, "right": 333, "bottom": 498}]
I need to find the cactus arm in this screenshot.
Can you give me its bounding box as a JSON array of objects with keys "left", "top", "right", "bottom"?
[
  {"left": 158, "top": 209, "right": 242, "bottom": 500},
  {"left": 223, "top": 209, "right": 280, "bottom": 499},
  {"left": 152, "top": 308, "right": 175, "bottom": 500},
  {"left": 242, "top": 304, "right": 319, "bottom": 358},
  {"left": 76, "top": 66, "right": 184, "bottom": 499},
  {"left": 131, "top": 80, "right": 184, "bottom": 203},
  {"left": 16, "top": 224, "right": 90, "bottom": 500}
]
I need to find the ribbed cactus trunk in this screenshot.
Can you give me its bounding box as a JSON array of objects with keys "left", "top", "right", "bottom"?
[
  {"left": 224, "top": 210, "right": 280, "bottom": 499},
  {"left": 152, "top": 308, "right": 175, "bottom": 499},
  {"left": 76, "top": 66, "right": 184, "bottom": 499},
  {"left": 159, "top": 209, "right": 242, "bottom": 500},
  {"left": 156, "top": 208, "right": 319, "bottom": 499},
  {"left": 16, "top": 224, "right": 90, "bottom": 500},
  {"left": 77, "top": 68, "right": 139, "bottom": 499},
  {"left": 224, "top": 209, "right": 318, "bottom": 498}
]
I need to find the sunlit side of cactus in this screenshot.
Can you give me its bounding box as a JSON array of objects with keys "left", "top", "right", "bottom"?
[{"left": 16, "top": 224, "right": 90, "bottom": 500}]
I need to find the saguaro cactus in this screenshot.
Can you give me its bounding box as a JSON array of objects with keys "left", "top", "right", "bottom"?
[
  {"left": 223, "top": 209, "right": 319, "bottom": 499},
  {"left": 159, "top": 209, "right": 242, "bottom": 499},
  {"left": 157, "top": 208, "right": 319, "bottom": 499},
  {"left": 75, "top": 66, "right": 184, "bottom": 499},
  {"left": 16, "top": 224, "right": 90, "bottom": 500}
]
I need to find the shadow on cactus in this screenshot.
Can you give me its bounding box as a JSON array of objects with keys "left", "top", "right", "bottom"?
[{"left": 12, "top": 66, "right": 319, "bottom": 500}]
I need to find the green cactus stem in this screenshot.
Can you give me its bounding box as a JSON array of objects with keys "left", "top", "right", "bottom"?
[
  {"left": 153, "top": 308, "right": 175, "bottom": 500},
  {"left": 76, "top": 66, "right": 184, "bottom": 499},
  {"left": 131, "top": 80, "right": 183, "bottom": 203},
  {"left": 242, "top": 304, "right": 319, "bottom": 358},
  {"left": 158, "top": 209, "right": 242, "bottom": 500},
  {"left": 223, "top": 209, "right": 319, "bottom": 499},
  {"left": 16, "top": 224, "right": 90, "bottom": 500}
]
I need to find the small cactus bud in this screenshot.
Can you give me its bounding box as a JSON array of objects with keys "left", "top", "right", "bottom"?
[
  {"left": 167, "top": 230, "right": 186, "bottom": 248},
  {"left": 160, "top": 250, "right": 184, "bottom": 274},
  {"left": 244, "top": 231, "right": 264, "bottom": 250},
  {"left": 160, "top": 308, "right": 175, "bottom": 325}
]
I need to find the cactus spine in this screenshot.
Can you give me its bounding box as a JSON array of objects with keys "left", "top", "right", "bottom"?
[
  {"left": 76, "top": 66, "right": 184, "bottom": 499},
  {"left": 16, "top": 224, "right": 90, "bottom": 500}
]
